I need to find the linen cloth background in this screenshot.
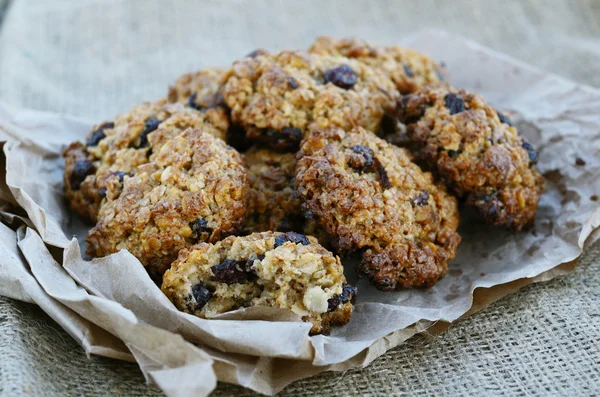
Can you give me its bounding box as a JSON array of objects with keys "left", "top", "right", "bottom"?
[{"left": 0, "top": 0, "right": 599, "bottom": 395}]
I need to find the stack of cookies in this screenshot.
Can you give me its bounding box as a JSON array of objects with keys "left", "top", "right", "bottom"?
[{"left": 63, "top": 37, "right": 544, "bottom": 334}]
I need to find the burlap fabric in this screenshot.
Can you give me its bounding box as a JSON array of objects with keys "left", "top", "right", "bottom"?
[{"left": 0, "top": 0, "right": 599, "bottom": 395}]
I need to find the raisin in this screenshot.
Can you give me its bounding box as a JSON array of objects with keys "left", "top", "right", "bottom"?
[
  {"left": 69, "top": 160, "right": 95, "bottom": 190},
  {"left": 211, "top": 259, "right": 248, "bottom": 284},
  {"left": 189, "top": 217, "right": 211, "bottom": 239},
  {"left": 244, "top": 254, "right": 265, "bottom": 272},
  {"left": 347, "top": 145, "right": 374, "bottom": 171},
  {"left": 324, "top": 65, "right": 358, "bottom": 89},
  {"left": 444, "top": 93, "right": 465, "bottom": 115},
  {"left": 86, "top": 122, "right": 114, "bottom": 147},
  {"left": 327, "top": 284, "right": 357, "bottom": 312},
  {"left": 137, "top": 117, "right": 161, "bottom": 148},
  {"left": 191, "top": 283, "right": 213, "bottom": 310},
  {"left": 497, "top": 110, "right": 513, "bottom": 126},
  {"left": 376, "top": 161, "right": 391, "bottom": 189},
  {"left": 109, "top": 171, "right": 131, "bottom": 183},
  {"left": 287, "top": 77, "right": 300, "bottom": 90},
  {"left": 188, "top": 93, "right": 200, "bottom": 110},
  {"left": 403, "top": 64, "right": 414, "bottom": 77},
  {"left": 260, "top": 127, "right": 303, "bottom": 151},
  {"left": 411, "top": 190, "right": 430, "bottom": 207},
  {"left": 246, "top": 48, "right": 268, "bottom": 58},
  {"left": 575, "top": 157, "right": 586, "bottom": 167},
  {"left": 274, "top": 232, "right": 310, "bottom": 248},
  {"left": 447, "top": 149, "right": 461, "bottom": 158},
  {"left": 98, "top": 188, "right": 107, "bottom": 198},
  {"left": 397, "top": 95, "right": 428, "bottom": 125},
  {"left": 521, "top": 141, "right": 539, "bottom": 165}
]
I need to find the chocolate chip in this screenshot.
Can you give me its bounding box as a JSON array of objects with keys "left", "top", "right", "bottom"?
[
  {"left": 497, "top": 110, "right": 513, "bottom": 126},
  {"left": 376, "top": 161, "right": 391, "bottom": 189},
  {"left": 447, "top": 149, "right": 461, "bottom": 158},
  {"left": 411, "top": 190, "right": 430, "bottom": 207},
  {"left": 591, "top": 195, "right": 598, "bottom": 202},
  {"left": 347, "top": 145, "right": 375, "bottom": 171},
  {"left": 444, "top": 93, "right": 465, "bottom": 115},
  {"left": 575, "top": 157, "right": 586, "bottom": 166},
  {"left": 191, "top": 283, "right": 213, "bottom": 310},
  {"left": 86, "top": 122, "right": 114, "bottom": 147},
  {"left": 521, "top": 141, "right": 539, "bottom": 165},
  {"left": 211, "top": 259, "right": 249, "bottom": 284},
  {"left": 189, "top": 217, "right": 211, "bottom": 239},
  {"left": 327, "top": 284, "right": 357, "bottom": 312},
  {"left": 137, "top": 117, "right": 161, "bottom": 148},
  {"left": 287, "top": 77, "right": 299, "bottom": 89},
  {"left": 324, "top": 65, "right": 358, "bottom": 89},
  {"left": 403, "top": 64, "right": 414, "bottom": 77},
  {"left": 274, "top": 232, "right": 310, "bottom": 248},
  {"left": 69, "top": 160, "right": 95, "bottom": 190}
]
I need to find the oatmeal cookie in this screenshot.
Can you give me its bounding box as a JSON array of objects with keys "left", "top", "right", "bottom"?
[
  {"left": 242, "top": 147, "right": 303, "bottom": 232},
  {"left": 397, "top": 85, "right": 544, "bottom": 231},
  {"left": 296, "top": 126, "right": 461, "bottom": 290},
  {"left": 167, "top": 67, "right": 231, "bottom": 133},
  {"left": 242, "top": 147, "right": 330, "bottom": 245},
  {"left": 308, "top": 36, "right": 447, "bottom": 95},
  {"left": 63, "top": 99, "right": 227, "bottom": 223},
  {"left": 220, "top": 50, "right": 397, "bottom": 151},
  {"left": 161, "top": 231, "right": 356, "bottom": 334},
  {"left": 86, "top": 128, "right": 249, "bottom": 281}
]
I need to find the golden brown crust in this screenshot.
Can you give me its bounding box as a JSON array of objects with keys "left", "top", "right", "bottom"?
[
  {"left": 295, "top": 126, "right": 461, "bottom": 290},
  {"left": 308, "top": 36, "right": 447, "bottom": 94},
  {"left": 63, "top": 100, "right": 228, "bottom": 223},
  {"left": 220, "top": 50, "right": 397, "bottom": 151},
  {"left": 86, "top": 128, "right": 249, "bottom": 281},
  {"left": 167, "top": 67, "right": 231, "bottom": 134},
  {"left": 397, "top": 84, "right": 545, "bottom": 231},
  {"left": 161, "top": 231, "right": 355, "bottom": 334}
]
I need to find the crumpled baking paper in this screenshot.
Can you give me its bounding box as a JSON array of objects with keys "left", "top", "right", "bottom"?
[{"left": 0, "top": 30, "right": 599, "bottom": 396}]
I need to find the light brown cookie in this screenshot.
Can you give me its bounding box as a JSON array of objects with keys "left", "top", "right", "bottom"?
[
  {"left": 296, "top": 126, "right": 461, "bottom": 290},
  {"left": 86, "top": 127, "right": 249, "bottom": 281},
  {"left": 161, "top": 231, "right": 356, "bottom": 334},
  {"left": 397, "top": 84, "right": 544, "bottom": 231}
]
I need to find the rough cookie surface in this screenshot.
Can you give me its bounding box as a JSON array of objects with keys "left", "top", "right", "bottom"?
[
  {"left": 308, "top": 36, "right": 447, "bottom": 95},
  {"left": 242, "top": 147, "right": 304, "bottom": 233},
  {"left": 63, "top": 100, "right": 228, "bottom": 223},
  {"left": 397, "top": 85, "right": 544, "bottom": 231},
  {"left": 220, "top": 50, "right": 397, "bottom": 151},
  {"left": 161, "top": 231, "right": 356, "bottom": 334},
  {"left": 296, "top": 126, "right": 461, "bottom": 290},
  {"left": 86, "top": 128, "right": 249, "bottom": 280}
]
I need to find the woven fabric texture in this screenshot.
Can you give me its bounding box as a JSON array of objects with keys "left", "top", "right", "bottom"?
[{"left": 0, "top": 0, "right": 599, "bottom": 395}]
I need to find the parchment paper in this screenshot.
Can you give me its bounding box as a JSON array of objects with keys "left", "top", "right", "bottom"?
[{"left": 0, "top": 30, "right": 599, "bottom": 396}]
